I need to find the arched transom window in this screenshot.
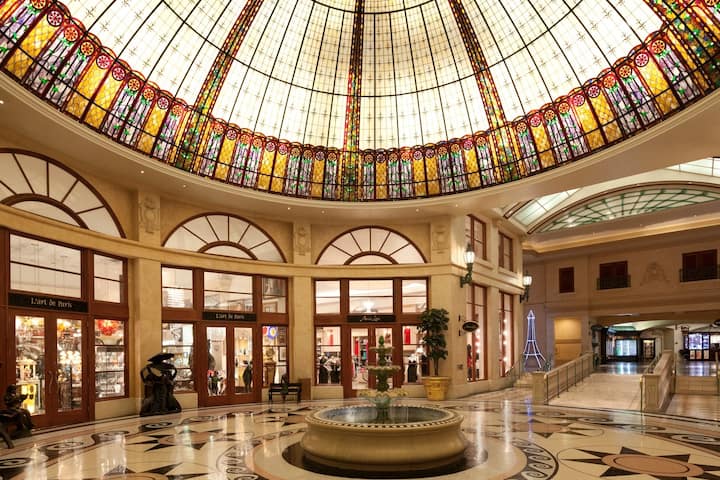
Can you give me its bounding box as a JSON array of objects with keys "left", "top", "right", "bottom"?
[
  {"left": 164, "top": 214, "right": 284, "bottom": 262},
  {"left": 317, "top": 227, "right": 425, "bottom": 265},
  {"left": 0, "top": 150, "right": 124, "bottom": 237}
]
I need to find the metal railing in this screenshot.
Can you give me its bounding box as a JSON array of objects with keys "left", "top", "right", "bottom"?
[
  {"left": 596, "top": 275, "right": 631, "bottom": 290},
  {"left": 536, "top": 353, "right": 594, "bottom": 404},
  {"left": 679, "top": 265, "right": 720, "bottom": 282}
]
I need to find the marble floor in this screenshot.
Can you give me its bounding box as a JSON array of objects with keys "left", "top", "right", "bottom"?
[{"left": 2, "top": 395, "right": 720, "bottom": 480}]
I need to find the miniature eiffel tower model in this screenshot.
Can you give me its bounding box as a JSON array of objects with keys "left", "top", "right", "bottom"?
[{"left": 523, "top": 310, "right": 546, "bottom": 371}]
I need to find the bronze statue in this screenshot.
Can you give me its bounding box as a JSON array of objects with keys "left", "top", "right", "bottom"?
[
  {"left": 140, "top": 352, "right": 182, "bottom": 416},
  {"left": 1, "top": 385, "right": 34, "bottom": 448}
]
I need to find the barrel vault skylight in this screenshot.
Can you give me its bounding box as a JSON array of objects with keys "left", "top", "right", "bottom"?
[{"left": 1, "top": 1, "right": 719, "bottom": 200}]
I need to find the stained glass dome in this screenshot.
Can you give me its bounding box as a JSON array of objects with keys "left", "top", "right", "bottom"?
[{"left": 1, "top": 0, "right": 719, "bottom": 201}]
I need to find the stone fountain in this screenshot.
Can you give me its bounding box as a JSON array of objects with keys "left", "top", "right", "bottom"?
[{"left": 300, "top": 336, "right": 467, "bottom": 474}]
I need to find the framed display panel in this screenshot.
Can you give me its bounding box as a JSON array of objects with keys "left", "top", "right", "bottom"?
[{"left": 94, "top": 318, "right": 127, "bottom": 399}]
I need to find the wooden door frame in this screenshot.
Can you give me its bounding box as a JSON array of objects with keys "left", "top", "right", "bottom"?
[
  {"left": 8, "top": 309, "right": 91, "bottom": 428},
  {"left": 0, "top": 306, "right": 7, "bottom": 393},
  {"left": 198, "top": 322, "right": 261, "bottom": 407}
]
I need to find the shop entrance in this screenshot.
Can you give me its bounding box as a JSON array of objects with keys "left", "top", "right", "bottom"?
[
  {"left": 642, "top": 339, "right": 656, "bottom": 360},
  {"left": 10, "top": 311, "right": 90, "bottom": 428},
  {"left": 345, "top": 325, "right": 400, "bottom": 397},
  {"left": 200, "top": 324, "right": 258, "bottom": 405}
]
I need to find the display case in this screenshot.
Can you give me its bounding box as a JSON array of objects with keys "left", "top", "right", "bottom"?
[
  {"left": 262, "top": 325, "right": 287, "bottom": 385},
  {"left": 94, "top": 319, "right": 127, "bottom": 399}
]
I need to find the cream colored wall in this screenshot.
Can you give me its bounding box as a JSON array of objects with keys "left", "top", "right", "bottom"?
[
  {"left": 553, "top": 317, "right": 583, "bottom": 364},
  {"left": 0, "top": 142, "right": 526, "bottom": 414}
]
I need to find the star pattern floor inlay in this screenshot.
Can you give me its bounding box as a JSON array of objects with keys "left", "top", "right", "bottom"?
[{"left": 1, "top": 398, "right": 719, "bottom": 480}]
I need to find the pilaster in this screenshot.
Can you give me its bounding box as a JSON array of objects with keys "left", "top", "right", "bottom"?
[
  {"left": 129, "top": 257, "right": 162, "bottom": 404},
  {"left": 290, "top": 275, "right": 314, "bottom": 387}
]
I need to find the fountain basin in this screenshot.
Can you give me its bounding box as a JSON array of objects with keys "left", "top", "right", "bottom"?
[{"left": 300, "top": 405, "right": 467, "bottom": 472}]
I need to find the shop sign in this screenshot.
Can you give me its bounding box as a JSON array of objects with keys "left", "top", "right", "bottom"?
[
  {"left": 462, "top": 321, "right": 479, "bottom": 332},
  {"left": 347, "top": 314, "right": 395, "bottom": 323},
  {"left": 9, "top": 293, "right": 88, "bottom": 312},
  {"left": 202, "top": 311, "right": 257, "bottom": 321}
]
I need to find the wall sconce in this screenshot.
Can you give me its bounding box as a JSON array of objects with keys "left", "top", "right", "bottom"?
[
  {"left": 520, "top": 271, "right": 532, "bottom": 302},
  {"left": 460, "top": 243, "right": 475, "bottom": 287}
]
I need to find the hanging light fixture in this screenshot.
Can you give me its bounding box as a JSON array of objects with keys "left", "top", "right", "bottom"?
[
  {"left": 460, "top": 243, "right": 475, "bottom": 287},
  {"left": 520, "top": 271, "right": 533, "bottom": 302}
]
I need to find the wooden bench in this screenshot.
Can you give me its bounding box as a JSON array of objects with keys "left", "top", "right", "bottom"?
[{"left": 268, "top": 382, "right": 302, "bottom": 403}]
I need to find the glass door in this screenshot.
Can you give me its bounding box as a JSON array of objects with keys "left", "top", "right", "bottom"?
[
  {"left": 56, "top": 317, "right": 84, "bottom": 414},
  {"left": 234, "top": 327, "right": 253, "bottom": 395},
  {"left": 14, "top": 314, "right": 46, "bottom": 418},
  {"left": 350, "top": 328, "right": 368, "bottom": 394},
  {"left": 642, "top": 339, "right": 655, "bottom": 360},
  {"left": 202, "top": 324, "right": 257, "bottom": 405},
  {"left": 346, "top": 325, "right": 399, "bottom": 397},
  {"left": 13, "top": 312, "right": 89, "bottom": 427}
]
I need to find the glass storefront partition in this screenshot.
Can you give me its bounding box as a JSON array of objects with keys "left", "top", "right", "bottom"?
[
  {"left": 314, "top": 278, "right": 427, "bottom": 397},
  {"left": 5, "top": 232, "right": 128, "bottom": 428},
  {"left": 262, "top": 326, "right": 287, "bottom": 385},
  {"left": 94, "top": 319, "right": 126, "bottom": 399},
  {"left": 161, "top": 268, "right": 289, "bottom": 406}
]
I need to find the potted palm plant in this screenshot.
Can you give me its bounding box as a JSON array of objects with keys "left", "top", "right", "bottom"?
[{"left": 418, "top": 307, "right": 450, "bottom": 400}]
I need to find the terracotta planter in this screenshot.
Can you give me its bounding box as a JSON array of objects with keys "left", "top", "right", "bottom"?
[{"left": 422, "top": 376, "right": 450, "bottom": 401}]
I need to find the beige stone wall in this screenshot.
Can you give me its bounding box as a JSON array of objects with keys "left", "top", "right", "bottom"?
[{"left": 524, "top": 227, "right": 720, "bottom": 365}]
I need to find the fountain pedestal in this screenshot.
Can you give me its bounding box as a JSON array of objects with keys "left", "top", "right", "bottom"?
[
  {"left": 302, "top": 405, "right": 466, "bottom": 472},
  {"left": 300, "top": 336, "right": 467, "bottom": 473}
]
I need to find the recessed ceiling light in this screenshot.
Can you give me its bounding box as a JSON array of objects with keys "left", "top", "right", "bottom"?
[
  {"left": 321, "top": 210, "right": 325, "bottom": 214},
  {"left": 415, "top": 208, "right": 419, "bottom": 212},
  {"left": 140, "top": 170, "right": 145, "bottom": 174},
  {"left": 0, "top": 100, "right": 4, "bottom": 105},
  {"left": 182, "top": 184, "right": 187, "bottom": 188},
  {"left": 287, "top": 207, "right": 291, "bottom": 210}
]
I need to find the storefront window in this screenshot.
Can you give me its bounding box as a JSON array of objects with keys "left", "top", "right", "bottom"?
[
  {"left": 349, "top": 280, "right": 393, "bottom": 313},
  {"left": 94, "top": 254, "right": 125, "bottom": 303},
  {"left": 204, "top": 271, "right": 253, "bottom": 311},
  {"left": 499, "top": 292, "right": 513, "bottom": 376},
  {"left": 94, "top": 319, "right": 126, "bottom": 398},
  {"left": 262, "top": 277, "right": 287, "bottom": 313},
  {"left": 262, "top": 326, "right": 287, "bottom": 385},
  {"left": 316, "top": 326, "right": 341, "bottom": 385},
  {"left": 162, "top": 267, "right": 193, "bottom": 308},
  {"left": 161, "top": 322, "right": 194, "bottom": 391},
  {"left": 10, "top": 234, "right": 82, "bottom": 297},
  {"left": 315, "top": 280, "right": 340, "bottom": 314},
  {"left": 466, "top": 284, "right": 486, "bottom": 381},
  {"left": 402, "top": 325, "right": 424, "bottom": 384},
  {"left": 401, "top": 279, "right": 427, "bottom": 313}
]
